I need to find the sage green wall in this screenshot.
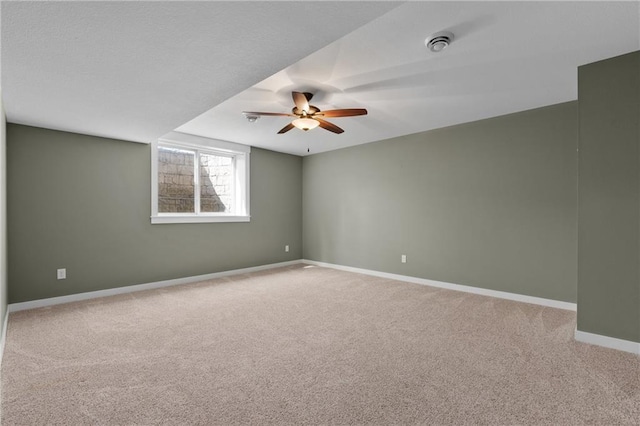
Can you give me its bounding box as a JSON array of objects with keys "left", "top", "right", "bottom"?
[
  {"left": 0, "top": 92, "right": 7, "bottom": 325},
  {"left": 303, "top": 102, "right": 578, "bottom": 302},
  {"left": 7, "top": 124, "right": 302, "bottom": 303},
  {"left": 577, "top": 51, "right": 640, "bottom": 343}
]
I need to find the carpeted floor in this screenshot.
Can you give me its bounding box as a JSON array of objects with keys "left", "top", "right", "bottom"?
[{"left": 1, "top": 264, "right": 639, "bottom": 425}]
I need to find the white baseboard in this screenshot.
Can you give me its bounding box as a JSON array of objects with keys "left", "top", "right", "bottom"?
[
  {"left": 8, "top": 260, "right": 302, "bottom": 313},
  {"left": 0, "top": 309, "right": 9, "bottom": 367},
  {"left": 302, "top": 259, "right": 577, "bottom": 311},
  {"left": 575, "top": 329, "right": 640, "bottom": 355}
]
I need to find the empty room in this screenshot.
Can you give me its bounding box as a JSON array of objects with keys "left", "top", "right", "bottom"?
[{"left": 0, "top": 1, "right": 639, "bottom": 424}]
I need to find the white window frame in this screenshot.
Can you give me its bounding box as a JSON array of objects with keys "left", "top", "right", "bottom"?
[{"left": 151, "top": 131, "right": 250, "bottom": 224}]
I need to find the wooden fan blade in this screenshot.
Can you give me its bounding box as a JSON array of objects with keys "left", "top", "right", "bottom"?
[
  {"left": 243, "top": 111, "right": 295, "bottom": 117},
  {"left": 316, "top": 108, "right": 368, "bottom": 118},
  {"left": 277, "top": 123, "right": 295, "bottom": 134},
  {"left": 315, "top": 118, "right": 344, "bottom": 134},
  {"left": 292, "top": 92, "right": 310, "bottom": 114}
]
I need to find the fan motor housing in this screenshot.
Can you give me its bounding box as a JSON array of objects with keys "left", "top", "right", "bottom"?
[{"left": 292, "top": 105, "right": 319, "bottom": 115}]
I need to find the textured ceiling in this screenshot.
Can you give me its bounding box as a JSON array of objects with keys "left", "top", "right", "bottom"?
[
  {"left": 176, "top": 1, "right": 640, "bottom": 156},
  {"left": 1, "top": 1, "right": 399, "bottom": 143},
  {"left": 2, "top": 2, "right": 639, "bottom": 156}
]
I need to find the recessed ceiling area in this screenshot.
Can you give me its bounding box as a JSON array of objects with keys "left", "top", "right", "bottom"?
[
  {"left": 2, "top": 2, "right": 639, "bottom": 156},
  {"left": 176, "top": 1, "right": 640, "bottom": 156}
]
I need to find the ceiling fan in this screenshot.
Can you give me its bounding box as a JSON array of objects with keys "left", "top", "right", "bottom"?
[{"left": 243, "top": 91, "right": 367, "bottom": 134}]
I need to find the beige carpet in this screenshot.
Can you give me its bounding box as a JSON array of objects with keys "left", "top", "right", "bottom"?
[{"left": 1, "top": 265, "right": 639, "bottom": 425}]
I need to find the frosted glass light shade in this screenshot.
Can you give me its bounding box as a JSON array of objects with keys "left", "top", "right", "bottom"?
[{"left": 292, "top": 117, "right": 319, "bottom": 131}]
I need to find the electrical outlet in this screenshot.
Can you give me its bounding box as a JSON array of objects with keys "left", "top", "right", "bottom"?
[
  {"left": 401, "top": 255, "right": 407, "bottom": 263},
  {"left": 57, "top": 268, "right": 66, "bottom": 280},
  {"left": 285, "top": 245, "right": 290, "bottom": 252}
]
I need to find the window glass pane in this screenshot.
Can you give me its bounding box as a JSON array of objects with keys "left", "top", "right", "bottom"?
[
  {"left": 158, "top": 147, "right": 195, "bottom": 213},
  {"left": 200, "top": 153, "right": 233, "bottom": 213}
]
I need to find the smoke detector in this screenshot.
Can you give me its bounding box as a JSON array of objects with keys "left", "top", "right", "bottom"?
[
  {"left": 244, "top": 113, "right": 259, "bottom": 123},
  {"left": 425, "top": 31, "right": 454, "bottom": 53}
]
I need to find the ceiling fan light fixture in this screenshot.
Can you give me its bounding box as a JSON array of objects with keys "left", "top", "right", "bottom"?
[
  {"left": 244, "top": 91, "right": 363, "bottom": 134},
  {"left": 292, "top": 117, "right": 319, "bottom": 131}
]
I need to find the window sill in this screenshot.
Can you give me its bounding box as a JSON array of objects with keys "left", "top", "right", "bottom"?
[{"left": 151, "top": 215, "right": 251, "bottom": 224}]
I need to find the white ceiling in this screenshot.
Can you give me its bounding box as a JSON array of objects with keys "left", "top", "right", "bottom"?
[
  {"left": 0, "top": 1, "right": 399, "bottom": 143},
  {"left": 2, "top": 2, "right": 639, "bottom": 156}
]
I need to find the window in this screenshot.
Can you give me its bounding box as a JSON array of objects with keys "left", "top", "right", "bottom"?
[{"left": 151, "top": 132, "right": 250, "bottom": 224}]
